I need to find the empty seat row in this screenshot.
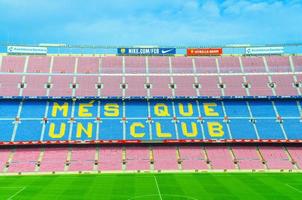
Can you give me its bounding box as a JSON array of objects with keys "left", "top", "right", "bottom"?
[
  {"left": 0, "top": 74, "right": 301, "bottom": 97},
  {"left": 1, "top": 145, "right": 301, "bottom": 173},
  {"left": 1, "top": 55, "right": 302, "bottom": 74}
]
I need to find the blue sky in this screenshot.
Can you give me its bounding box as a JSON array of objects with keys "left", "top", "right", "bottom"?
[{"left": 0, "top": 0, "right": 301, "bottom": 46}]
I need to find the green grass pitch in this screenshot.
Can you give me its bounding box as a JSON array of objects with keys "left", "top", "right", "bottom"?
[{"left": 0, "top": 173, "right": 302, "bottom": 200}]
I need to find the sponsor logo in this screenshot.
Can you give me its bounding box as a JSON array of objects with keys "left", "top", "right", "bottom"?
[{"left": 161, "top": 49, "right": 174, "bottom": 54}]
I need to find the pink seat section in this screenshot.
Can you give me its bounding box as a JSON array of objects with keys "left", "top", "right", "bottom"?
[
  {"left": 99, "top": 147, "right": 122, "bottom": 171},
  {"left": 286, "top": 147, "right": 302, "bottom": 169},
  {"left": 198, "top": 76, "right": 221, "bottom": 96},
  {"left": 126, "top": 146, "right": 150, "bottom": 171},
  {"left": 153, "top": 146, "right": 178, "bottom": 170},
  {"left": 232, "top": 146, "right": 264, "bottom": 169},
  {"left": 218, "top": 57, "right": 241, "bottom": 73},
  {"left": 23, "top": 75, "right": 48, "bottom": 96},
  {"left": 69, "top": 147, "right": 96, "bottom": 171},
  {"left": 241, "top": 56, "right": 266, "bottom": 73},
  {"left": 0, "top": 74, "right": 22, "bottom": 96},
  {"left": 194, "top": 57, "right": 218, "bottom": 73},
  {"left": 221, "top": 75, "right": 246, "bottom": 96},
  {"left": 148, "top": 57, "right": 170, "bottom": 74},
  {"left": 39, "top": 148, "right": 68, "bottom": 172},
  {"left": 52, "top": 56, "right": 76, "bottom": 73},
  {"left": 173, "top": 76, "right": 197, "bottom": 96},
  {"left": 179, "top": 146, "right": 208, "bottom": 170},
  {"left": 125, "top": 76, "right": 147, "bottom": 97},
  {"left": 271, "top": 75, "right": 297, "bottom": 96},
  {"left": 8, "top": 148, "right": 40, "bottom": 173},
  {"left": 1, "top": 56, "right": 25, "bottom": 73},
  {"left": 125, "top": 56, "right": 146, "bottom": 73},
  {"left": 75, "top": 76, "right": 98, "bottom": 97},
  {"left": 101, "top": 76, "right": 122, "bottom": 97},
  {"left": 259, "top": 146, "right": 293, "bottom": 169},
  {"left": 77, "top": 57, "right": 99, "bottom": 74},
  {"left": 266, "top": 56, "right": 291, "bottom": 72},
  {"left": 102, "top": 56, "right": 122, "bottom": 74},
  {"left": 149, "top": 76, "right": 172, "bottom": 96},
  {"left": 171, "top": 57, "right": 193, "bottom": 73},
  {"left": 206, "top": 146, "right": 235, "bottom": 169},
  {"left": 0, "top": 149, "right": 11, "bottom": 172},
  {"left": 27, "top": 56, "right": 51, "bottom": 73},
  {"left": 246, "top": 75, "right": 273, "bottom": 96},
  {"left": 49, "top": 75, "right": 73, "bottom": 97},
  {"left": 292, "top": 56, "right": 302, "bottom": 72}
]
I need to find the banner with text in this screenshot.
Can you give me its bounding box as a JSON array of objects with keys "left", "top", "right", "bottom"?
[
  {"left": 245, "top": 47, "right": 284, "bottom": 55},
  {"left": 117, "top": 48, "right": 176, "bottom": 55},
  {"left": 187, "top": 48, "right": 223, "bottom": 56},
  {"left": 7, "top": 46, "right": 48, "bottom": 55}
]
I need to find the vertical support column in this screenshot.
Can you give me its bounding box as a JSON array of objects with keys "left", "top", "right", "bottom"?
[
  {"left": 46, "top": 56, "right": 54, "bottom": 97},
  {"left": 289, "top": 56, "right": 301, "bottom": 95},
  {"left": 283, "top": 146, "right": 299, "bottom": 170},
  {"left": 176, "top": 147, "right": 182, "bottom": 170},
  {"left": 145, "top": 56, "right": 151, "bottom": 98},
  {"left": 239, "top": 56, "right": 250, "bottom": 96},
  {"left": 19, "top": 55, "right": 29, "bottom": 96},
  {"left": 171, "top": 100, "right": 179, "bottom": 140},
  {"left": 147, "top": 100, "right": 153, "bottom": 140},
  {"left": 122, "top": 146, "right": 126, "bottom": 171},
  {"left": 196, "top": 100, "right": 205, "bottom": 140},
  {"left": 64, "top": 147, "right": 72, "bottom": 172},
  {"left": 97, "top": 57, "right": 102, "bottom": 97},
  {"left": 228, "top": 146, "right": 239, "bottom": 170},
  {"left": 150, "top": 146, "right": 154, "bottom": 171},
  {"left": 35, "top": 148, "right": 45, "bottom": 172},
  {"left": 263, "top": 56, "right": 276, "bottom": 96},
  {"left": 122, "top": 100, "right": 126, "bottom": 140},
  {"left": 246, "top": 101, "right": 260, "bottom": 139},
  {"left": 202, "top": 146, "right": 212, "bottom": 170},
  {"left": 68, "top": 99, "right": 76, "bottom": 141},
  {"left": 40, "top": 101, "right": 50, "bottom": 141},
  {"left": 11, "top": 100, "right": 24, "bottom": 142},
  {"left": 192, "top": 58, "right": 200, "bottom": 97},
  {"left": 221, "top": 101, "right": 233, "bottom": 139},
  {"left": 256, "top": 147, "right": 268, "bottom": 170},
  {"left": 168, "top": 57, "right": 175, "bottom": 97},
  {"left": 271, "top": 101, "right": 288, "bottom": 140},
  {"left": 96, "top": 100, "right": 101, "bottom": 141},
  {"left": 94, "top": 146, "right": 99, "bottom": 171},
  {"left": 3, "top": 149, "right": 15, "bottom": 173},
  {"left": 72, "top": 57, "right": 79, "bottom": 97},
  {"left": 215, "top": 58, "right": 224, "bottom": 96},
  {"left": 122, "top": 56, "right": 126, "bottom": 98}
]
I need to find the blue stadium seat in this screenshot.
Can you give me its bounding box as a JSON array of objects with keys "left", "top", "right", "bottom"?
[
  {"left": 256, "top": 120, "right": 285, "bottom": 139},
  {"left": 229, "top": 119, "right": 258, "bottom": 139}
]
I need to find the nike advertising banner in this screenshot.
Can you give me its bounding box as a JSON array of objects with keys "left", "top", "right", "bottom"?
[
  {"left": 7, "top": 46, "right": 48, "bottom": 55},
  {"left": 117, "top": 48, "right": 176, "bottom": 55},
  {"left": 245, "top": 47, "right": 284, "bottom": 55},
  {"left": 187, "top": 48, "right": 223, "bottom": 56}
]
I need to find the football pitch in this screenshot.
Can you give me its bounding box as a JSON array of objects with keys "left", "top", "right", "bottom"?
[{"left": 0, "top": 173, "right": 302, "bottom": 200}]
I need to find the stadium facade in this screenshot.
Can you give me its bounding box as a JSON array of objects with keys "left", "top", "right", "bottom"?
[{"left": 0, "top": 44, "right": 302, "bottom": 174}]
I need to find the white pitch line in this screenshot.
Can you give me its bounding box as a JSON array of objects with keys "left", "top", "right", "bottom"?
[
  {"left": 286, "top": 184, "right": 302, "bottom": 193},
  {"left": 153, "top": 175, "right": 163, "bottom": 200},
  {"left": 6, "top": 186, "right": 26, "bottom": 200}
]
